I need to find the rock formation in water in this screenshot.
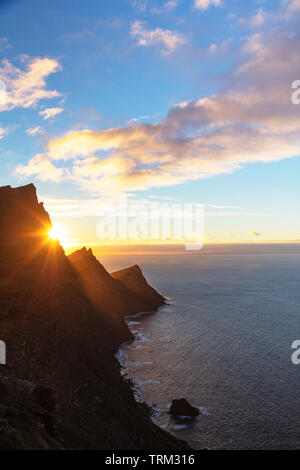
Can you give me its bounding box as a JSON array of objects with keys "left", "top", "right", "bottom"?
[
  {"left": 0, "top": 184, "right": 188, "bottom": 450},
  {"left": 169, "top": 399, "right": 200, "bottom": 418}
]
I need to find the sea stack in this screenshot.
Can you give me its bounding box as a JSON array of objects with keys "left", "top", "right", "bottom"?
[{"left": 169, "top": 399, "right": 200, "bottom": 418}]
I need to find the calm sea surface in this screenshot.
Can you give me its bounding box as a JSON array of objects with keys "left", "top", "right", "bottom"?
[{"left": 98, "top": 244, "right": 300, "bottom": 449}]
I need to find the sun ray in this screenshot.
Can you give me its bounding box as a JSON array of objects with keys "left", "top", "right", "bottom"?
[{"left": 48, "top": 225, "right": 68, "bottom": 245}]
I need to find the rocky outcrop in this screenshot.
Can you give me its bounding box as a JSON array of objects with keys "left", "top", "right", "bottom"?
[
  {"left": 0, "top": 184, "right": 188, "bottom": 450},
  {"left": 169, "top": 399, "right": 200, "bottom": 418},
  {"left": 69, "top": 248, "right": 164, "bottom": 318},
  {"left": 0, "top": 184, "right": 51, "bottom": 244},
  {"left": 111, "top": 265, "right": 165, "bottom": 311}
]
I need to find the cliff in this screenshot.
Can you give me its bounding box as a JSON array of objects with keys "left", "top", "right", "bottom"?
[
  {"left": 0, "top": 184, "right": 187, "bottom": 450},
  {"left": 111, "top": 265, "right": 165, "bottom": 309},
  {"left": 69, "top": 247, "right": 165, "bottom": 318},
  {"left": 0, "top": 184, "right": 51, "bottom": 245}
]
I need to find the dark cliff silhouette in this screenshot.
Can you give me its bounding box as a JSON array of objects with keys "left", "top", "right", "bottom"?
[
  {"left": 111, "top": 265, "right": 165, "bottom": 309},
  {"left": 69, "top": 247, "right": 165, "bottom": 318},
  {"left": 0, "top": 184, "right": 187, "bottom": 450}
]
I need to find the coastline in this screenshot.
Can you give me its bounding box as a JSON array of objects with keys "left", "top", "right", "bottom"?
[
  {"left": 0, "top": 184, "right": 190, "bottom": 450},
  {"left": 115, "top": 311, "right": 156, "bottom": 405},
  {"left": 112, "top": 307, "right": 192, "bottom": 450},
  {"left": 115, "top": 306, "right": 194, "bottom": 445}
]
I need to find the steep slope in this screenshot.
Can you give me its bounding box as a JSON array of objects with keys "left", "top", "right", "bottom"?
[
  {"left": 111, "top": 265, "right": 165, "bottom": 309},
  {"left": 0, "top": 183, "right": 51, "bottom": 245},
  {"left": 69, "top": 247, "right": 165, "bottom": 317},
  {"left": 0, "top": 184, "right": 187, "bottom": 450}
]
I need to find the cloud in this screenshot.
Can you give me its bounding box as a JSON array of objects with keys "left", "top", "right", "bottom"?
[
  {"left": 0, "top": 37, "right": 10, "bottom": 52},
  {"left": 131, "top": 0, "right": 148, "bottom": 12},
  {"left": 194, "top": 0, "right": 222, "bottom": 10},
  {"left": 239, "top": 8, "right": 267, "bottom": 27},
  {"left": 208, "top": 204, "right": 244, "bottom": 209},
  {"left": 130, "top": 20, "right": 186, "bottom": 55},
  {"left": 286, "top": 0, "right": 300, "bottom": 11},
  {"left": 209, "top": 38, "right": 232, "bottom": 53},
  {"left": 39, "top": 107, "right": 64, "bottom": 120},
  {"left": 151, "top": 0, "right": 179, "bottom": 14},
  {"left": 0, "top": 56, "right": 62, "bottom": 112},
  {"left": 128, "top": 112, "right": 160, "bottom": 124},
  {"left": 26, "top": 126, "right": 44, "bottom": 136},
  {"left": 4, "top": 190, "right": 260, "bottom": 224},
  {"left": 251, "top": 8, "right": 266, "bottom": 27},
  {"left": 16, "top": 153, "right": 64, "bottom": 182},
  {"left": 226, "top": 232, "right": 236, "bottom": 238},
  {"left": 249, "top": 231, "right": 261, "bottom": 237},
  {"left": 41, "top": 196, "right": 105, "bottom": 217},
  {"left": 16, "top": 9, "right": 300, "bottom": 197},
  {"left": 0, "top": 126, "right": 6, "bottom": 139},
  {"left": 41, "top": 194, "right": 177, "bottom": 218}
]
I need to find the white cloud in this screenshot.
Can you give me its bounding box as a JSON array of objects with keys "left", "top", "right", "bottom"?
[
  {"left": 39, "top": 107, "right": 64, "bottom": 120},
  {"left": 0, "top": 126, "right": 6, "bottom": 139},
  {"left": 41, "top": 196, "right": 105, "bottom": 217},
  {"left": 208, "top": 38, "right": 232, "bottom": 53},
  {"left": 0, "top": 56, "right": 62, "bottom": 112},
  {"left": 16, "top": 10, "right": 300, "bottom": 197},
  {"left": 130, "top": 20, "right": 186, "bottom": 55},
  {"left": 239, "top": 8, "right": 267, "bottom": 27},
  {"left": 194, "top": 0, "right": 222, "bottom": 10},
  {"left": 26, "top": 126, "right": 44, "bottom": 136},
  {"left": 207, "top": 204, "right": 244, "bottom": 209},
  {"left": 251, "top": 8, "right": 266, "bottom": 27},
  {"left": 128, "top": 112, "right": 160, "bottom": 124},
  {"left": 249, "top": 231, "right": 261, "bottom": 237},
  {"left": 152, "top": 0, "right": 179, "bottom": 14},
  {"left": 16, "top": 153, "right": 64, "bottom": 182}
]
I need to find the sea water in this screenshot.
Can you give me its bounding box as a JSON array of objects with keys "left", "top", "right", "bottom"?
[{"left": 99, "top": 244, "right": 300, "bottom": 450}]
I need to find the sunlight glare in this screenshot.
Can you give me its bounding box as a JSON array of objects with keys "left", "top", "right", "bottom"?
[{"left": 48, "top": 226, "right": 67, "bottom": 244}]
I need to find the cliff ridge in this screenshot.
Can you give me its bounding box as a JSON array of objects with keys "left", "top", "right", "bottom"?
[{"left": 0, "top": 184, "right": 187, "bottom": 450}]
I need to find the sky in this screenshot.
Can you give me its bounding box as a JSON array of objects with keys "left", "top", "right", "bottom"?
[{"left": 0, "top": 0, "right": 300, "bottom": 248}]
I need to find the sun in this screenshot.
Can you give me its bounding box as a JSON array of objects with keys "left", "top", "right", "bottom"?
[{"left": 48, "top": 225, "right": 67, "bottom": 244}]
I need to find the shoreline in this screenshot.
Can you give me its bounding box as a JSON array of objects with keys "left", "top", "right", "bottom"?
[
  {"left": 115, "top": 310, "right": 158, "bottom": 405},
  {"left": 115, "top": 306, "right": 194, "bottom": 445}
]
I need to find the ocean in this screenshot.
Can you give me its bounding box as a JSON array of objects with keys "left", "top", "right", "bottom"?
[{"left": 98, "top": 244, "right": 300, "bottom": 450}]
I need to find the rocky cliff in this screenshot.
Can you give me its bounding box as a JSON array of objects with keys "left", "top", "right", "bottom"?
[
  {"left": 111, "top": 265, "right": 165, "bottom": 309},
  {"left": 69, "top": 247, "right": 165, "bottom": 318},
  {"left": 0, "top": 184, "right": 187, "bottom": 450},
  {"left": 0, "top": 183, "right": 51, "bottom": 245}
]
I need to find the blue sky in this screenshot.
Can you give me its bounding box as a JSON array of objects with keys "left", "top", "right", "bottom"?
[{"left": 0, "top": 0, "right": 299, "bottom": 246}]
